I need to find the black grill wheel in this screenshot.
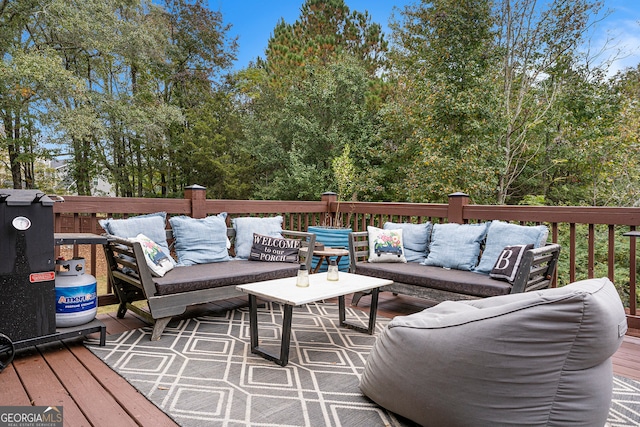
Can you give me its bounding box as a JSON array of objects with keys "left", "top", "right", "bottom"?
[{"left": 0, "top": 333, "right": 15, "bottom": 373}]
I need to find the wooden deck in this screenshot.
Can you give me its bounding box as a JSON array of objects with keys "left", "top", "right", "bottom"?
[{"left": 2, "top": 293, "right": 640, "bottom": 427}]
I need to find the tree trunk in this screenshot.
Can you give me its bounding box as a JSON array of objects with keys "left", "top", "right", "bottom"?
[
  {"left": 72, "top": 136, "right": 92, "bottom": 195},
  {"left": 6, "top": 115, "right": 23, "bottom": 189}
]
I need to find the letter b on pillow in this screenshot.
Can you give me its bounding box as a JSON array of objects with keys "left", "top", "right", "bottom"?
[
  {"left": 490, "top": 244, "right": 533, "bottom": 283},
  {"left": 495, "top": 249, "right": 514, "bottom": 270}
]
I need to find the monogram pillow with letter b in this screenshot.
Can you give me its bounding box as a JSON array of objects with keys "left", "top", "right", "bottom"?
[{"left": 489, "top": 244, "right": 533, "bottom": 283}]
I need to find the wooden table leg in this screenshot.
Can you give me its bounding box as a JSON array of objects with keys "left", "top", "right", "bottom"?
[{"left": 312, "top": 256, "right": 325, "bottom": 273}]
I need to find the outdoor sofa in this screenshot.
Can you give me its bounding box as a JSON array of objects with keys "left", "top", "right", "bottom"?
[
  {"left": 101, "top": 212, "right": 315, "bottom": 340},
  {"left": 348, "top": 220, "right": 561, "bottom": 304}
]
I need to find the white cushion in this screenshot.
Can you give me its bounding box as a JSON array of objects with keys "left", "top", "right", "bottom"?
[
  {"left": 368, "top": 226, "right": 407, "bottom": 263},
  {"left": 129, "top": 233, "right": 175, "bottom": 277}
]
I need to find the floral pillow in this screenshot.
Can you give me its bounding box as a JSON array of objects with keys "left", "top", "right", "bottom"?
[
  {"left": 383, "top": 221, "right": 432, "bottom": 263},
  {"left": 129, "top": 233, "right": 176, "bottom": 277},
  {"left": 368, "top": 226, "right": 407, "bottom": 263}
]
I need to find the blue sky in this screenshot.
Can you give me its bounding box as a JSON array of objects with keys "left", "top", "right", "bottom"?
[
  {"left": 211, "top": 0, "right": 640, "bottom": 76},
  {"left": 212, "top": 0, "right": 410, "bottom": 69}
]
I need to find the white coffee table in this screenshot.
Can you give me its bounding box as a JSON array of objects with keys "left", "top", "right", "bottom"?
[{"left": 236, "top": 272, "right": 392, "bottom": 366}]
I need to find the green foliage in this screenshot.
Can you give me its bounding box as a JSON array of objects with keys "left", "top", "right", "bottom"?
[
  {"left": 0, "top": 0, "right": 239, "bottom": 196},
  {"left": 0, "top": 0, "right": 638, "bottom": 210},
  {"left": 332, "top": 143, "right": 356, "bottom": 202},
  {"left": 608, "top": 65, "right": 640, "bottom": 206},
  {"left": 263, "top": 0, "right": 387, "bottom": 90},
  {"left": 174, "top": 87, "right": 253, "bottom": 199},
  {"left": 518, "top": 195, "right": 548, "bottom": 206},
  {"left": 379, "top": 0, "right": 616, "bottom": 206},
  {"left": 554, "top": 224, "right": 638, "bottom": 307},
  {"left": 241, "top": 56, "right": 380, "bottom": 200},
  {"left": 236, "top": 0, "right": 389, "bottom": 202},
  {"left": 0, "top": 14, "right": 87, "bottom": 188},
  {"left": 386, "top": 0, "right": 500, "bottom": 203}
]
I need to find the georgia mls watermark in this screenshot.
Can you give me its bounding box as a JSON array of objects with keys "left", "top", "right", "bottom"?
[{"left": 0, "top": 406, "right": 62, "bottom": 427}]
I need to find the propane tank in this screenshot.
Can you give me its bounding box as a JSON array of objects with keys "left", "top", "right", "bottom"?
[{"left": 55, "top": 257, "right": 97, "bottom": 327}]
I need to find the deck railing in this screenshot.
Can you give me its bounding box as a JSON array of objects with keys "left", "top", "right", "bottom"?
[{"left": 52, "top": 186, "right": 640, "bottom": 328}]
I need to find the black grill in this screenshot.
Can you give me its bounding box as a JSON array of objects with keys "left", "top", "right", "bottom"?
[{"left": 0, "top": 189, "right": 55, "bottom": 342}]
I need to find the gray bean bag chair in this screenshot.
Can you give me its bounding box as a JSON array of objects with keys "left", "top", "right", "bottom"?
[{"left": 360, "top": 277, "right": 627, "bottom": 426}]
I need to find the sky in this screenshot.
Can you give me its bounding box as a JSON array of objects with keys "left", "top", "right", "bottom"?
[
  {"left": 213, "top": 0, "right": 409, "bottom": 69},
  {"left": 210, "top": 0, "right": 640, "bottom": 77}
]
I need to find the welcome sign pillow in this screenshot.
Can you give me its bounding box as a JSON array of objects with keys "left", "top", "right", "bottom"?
[{"left": 249, "top": 233, "right": 300, "bottom": 263}]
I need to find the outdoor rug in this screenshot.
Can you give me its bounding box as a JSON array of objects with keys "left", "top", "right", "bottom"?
[{"left": 86, "top": 302, "right": 640, "bottom": 427}]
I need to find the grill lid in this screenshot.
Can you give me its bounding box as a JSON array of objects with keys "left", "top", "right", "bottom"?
[{"left": 0, "top": 189, "right": 54, "bottom": 206}]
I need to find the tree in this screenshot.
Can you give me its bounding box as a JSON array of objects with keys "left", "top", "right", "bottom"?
[
  {"left": 174, "top": 81, "right": 253, "bottom": 199},
  {"left": 493, "top": 0, "right": 603, "bottom": 204},
  {"left": 530, "top": 65, "right": 621, "bottom": 206},
  {"left": 32, "top": 0, "right": 182, "bottom": 196},
  {"left": 262, "top": 0, "right": 387, "bottom": 88},
  {"left": 0, "top": 0, "right": 84, "bottom": 189},
  {"left": 238, "top": 0, "right": 388, "bottom": 201},
  {"left": 387, "top": 0, "right": 499, "bottom": 203},
  {"left": 154, "top": 0, "right": 240, "bottom": 198},
  {"left": 1, "top": 0, "right": 238, "bottom": 196},
  {"left": 241, "top": 56, "right": 380, "bottom": 200},
  {"left": 387, "top": 0, "right": 606, "bottom": 204},
  {"left": 606, "top": 65, "right": 640, "bottom": 205}
]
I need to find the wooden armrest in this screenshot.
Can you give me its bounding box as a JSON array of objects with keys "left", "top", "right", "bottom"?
[
  {"left": 512, "top": 243, "right": 561, "bottom": 293},
  {"left": 348, "top": 231, "right": 370, "bottom": 272},
  {"left": 282, "top": 229, "right": 316, "bottom": 270}
]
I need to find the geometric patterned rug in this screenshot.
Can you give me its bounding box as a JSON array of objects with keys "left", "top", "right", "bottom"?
[
  {"left": 610, "top": 376, "right": 640, "bottom": 426},
  {"left": 86, "top": 302, "right": 417, "bottom": 426},
  {"left": 86, "top": 302, "right": 640, "bottom": 426}
]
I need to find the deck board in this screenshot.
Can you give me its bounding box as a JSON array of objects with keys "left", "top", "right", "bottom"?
[
  {"left": 0, "top": 364, "right": 32, "bottom": 406},
  {"left": 69, "top": 344, "right": 179, "bottom": 427},
  {"left": 2, "top": 292, "right": 640, "bottom": 427},
  {"left": 41, "top": 340, "right": 139, "bottom": 427},
  {"left": 13, "top": 345, "right": 92, "bottom": 426}
]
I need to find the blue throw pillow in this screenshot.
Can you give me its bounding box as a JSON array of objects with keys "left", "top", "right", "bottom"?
[
  {"left": 474, "top": 220, "right": 548, "bottom": 274},
  {"left": 422, "top": 223, "right": 488, "bottom": 271},
  {"left": 99, "top": 212, "right": 171, "bottom": 258},
  {"left": 232, "top": 216, "right": 284, "bottom": 259},
  {"left": 169, "top": 213, "right": 230, "bottom": 266},
  {"left": 384, "top": 221, "right": 432, "bottom": 263}
]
